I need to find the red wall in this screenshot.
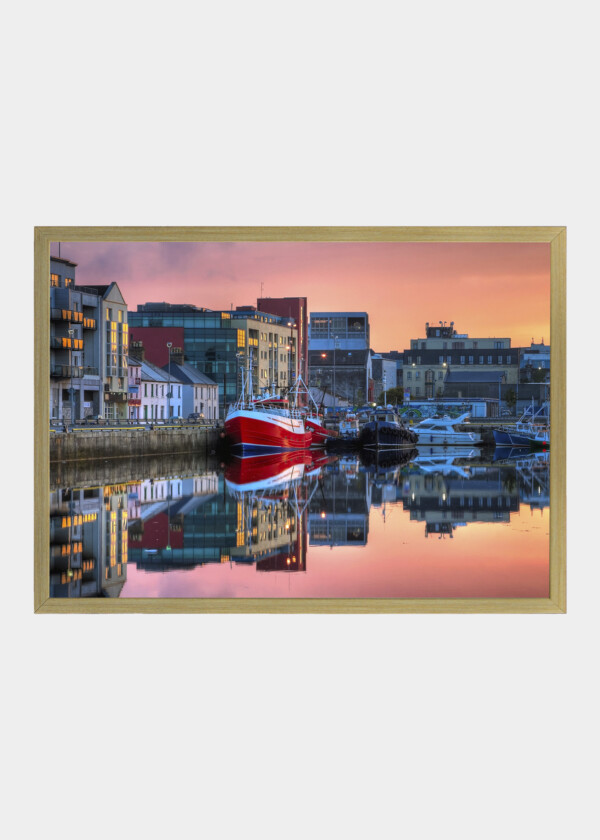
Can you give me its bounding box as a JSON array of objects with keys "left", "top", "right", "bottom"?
[{"left": 130, "top": 327, "right": 185, "bottom": 366}]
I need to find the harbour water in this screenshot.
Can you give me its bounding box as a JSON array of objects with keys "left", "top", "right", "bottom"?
[{"left": 49, "top": 447, "right": 550, "bottom": 599}]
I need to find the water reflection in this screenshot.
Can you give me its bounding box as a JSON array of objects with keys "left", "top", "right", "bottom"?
[{"left": 49, "top": 446, "right": 550, "bottom": 598}]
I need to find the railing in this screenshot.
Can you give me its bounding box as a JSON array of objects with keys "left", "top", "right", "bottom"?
[
  {"left": 50, "top": 308, "right": 84, "bottom": 324},
  {"left": 83, "top": 317, "right": 96, "bottom": 329},
  {"left": 51, "top": 336, "right": 83, "bottom": 350},
  {"left": 50, "top": 364, "right": 84, "bottom": 378},
  {"left": 51, "top": 418, "right": 219, "bottom": 430}
]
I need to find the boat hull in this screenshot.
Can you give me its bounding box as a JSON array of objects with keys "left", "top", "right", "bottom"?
[
  {"left": 305, "top": 417, "right": 334, "bottom": 446},
  {"left": 360, "top": 421, "right": 417, "bottom": 448},
  {"left": 225, "top": 409, "right": 312, "bottom": 453},
  {"left": 414, "top": 432, "right": 480, "bottom": 446},
  {"left": 493, "top": 428, "right": 549, "bottom": 448}
]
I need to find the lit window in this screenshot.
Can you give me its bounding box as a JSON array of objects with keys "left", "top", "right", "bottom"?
[
  {"left": 237, "top": 330, "right": 246, "bottom": 347},
  {"left": 51, "top": 273, "right": 59, "bottom": 287}
]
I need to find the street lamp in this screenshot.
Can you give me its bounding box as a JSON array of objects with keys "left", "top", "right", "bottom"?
[
  {"left": 383, "top": 372, "right": 387, "bottom": 407},
  {"left": 166, "top": 342, "right": 172, "bottom": 419},
  {"left": 68, "top": 327, "right": 75, "bottom": 427},
  {"left": 287, "top": 321, "right": 296, "bottom": 391},
  {"left": 333, "top": 335, "right": 340, "bottom": 413}
]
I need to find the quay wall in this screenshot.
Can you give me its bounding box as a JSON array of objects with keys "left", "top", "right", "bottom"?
[
  {"left": 50, "top": 426, "right": 222, "bottom": 464},
  {"left": 51, "top": 449, "right": 221, "bottom": 491}
]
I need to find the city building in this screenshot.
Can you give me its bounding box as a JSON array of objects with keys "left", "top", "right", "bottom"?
[
  {"left": 129, "top": 302, "right": 299, "bottom": 414},
  {"left": 309, "top": 311, "right": 370, "bottom": 351},
  {"left": 77, "top": 282, "right": 130, "bottom": 419},
  {"left": 139, "top": 358, "right": 183, "bottom": 420},
  {"left": 50, "top": 256, "right": 101, "bottom": 421},
  {"left": 402, "top": 322, "right": 519, "bottom": 402},
  {"left": 257, "top": 296, "right": 309, "bottom": 384},
  {"left": 380, "top": 351, "right": 404, "bottom": 392},
  {"left": 161, "top": 357, "right": 219, "bottom": 419},
  {"left": 127, "top": 356, "right": 142, "bottom": 419},
  {"left": 370, "top": 354, "right": 398, "bottom": 403},
  {"left": 308, "top": 348, "right": 372, "bottom": 406},
  {"left": 519, "top": 339, "right": 550, "bottom": 383}
]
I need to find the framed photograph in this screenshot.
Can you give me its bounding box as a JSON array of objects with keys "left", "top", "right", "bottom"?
[{"left": 34, "top": 226, "right": 566, "bottom": 613}]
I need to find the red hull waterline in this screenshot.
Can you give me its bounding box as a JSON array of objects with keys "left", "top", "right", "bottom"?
[{"left": 225, "top": 413, "right": 312, "bottom": 452}]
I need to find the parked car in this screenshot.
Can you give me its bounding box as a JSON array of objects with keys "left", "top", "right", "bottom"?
[
  {"left": 80, "top": 414, "right": 106, "bottom": 425},
  {"left": 187, "top": 412, "right": 205, "bottom": 422}
]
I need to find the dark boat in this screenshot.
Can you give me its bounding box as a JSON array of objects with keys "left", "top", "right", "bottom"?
[{"left": 358, "top": 409, "right": 418, "bottom": 449}]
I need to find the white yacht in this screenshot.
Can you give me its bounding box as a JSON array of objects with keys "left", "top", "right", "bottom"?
[{"left": 412, "top": 412, "right": 481, "bottom": 446}]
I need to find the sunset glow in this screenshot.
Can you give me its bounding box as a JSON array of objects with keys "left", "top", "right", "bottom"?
[{"left": 51, "top": 241, "right": 550, "bottom": 349}]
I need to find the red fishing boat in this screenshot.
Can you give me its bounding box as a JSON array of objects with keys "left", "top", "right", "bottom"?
[{"left": 224, "top": 364, "right": 312, "bottom": 453}]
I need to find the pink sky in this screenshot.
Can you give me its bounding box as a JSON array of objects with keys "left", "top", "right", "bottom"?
[
  {"left": 52, "top": 241, "right": 550, "bottom": 349},
  {"left": 121, "top": 504, "right": 549, "bottom": 599}
]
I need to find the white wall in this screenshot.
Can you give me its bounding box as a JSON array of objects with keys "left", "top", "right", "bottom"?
[{"left": 9, "top": 6, "right": 597, "bottom": 840}]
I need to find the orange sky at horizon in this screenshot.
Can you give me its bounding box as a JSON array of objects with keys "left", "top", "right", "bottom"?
[{"left": 52, "top": 241, "right": 550, "bottom": 350}]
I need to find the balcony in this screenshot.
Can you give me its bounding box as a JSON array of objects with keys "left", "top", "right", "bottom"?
[
  {"left": 50, "top": 308, "right": 84, "bottom": 324},
  {"left": 51, "top": 365, "right": 84, "bottom": 378},
  {"left": 83, "top": 317, "right": 96, "bottom": 329},
  {"left": 51, "top": 336, "right": 83, "bottom": 351}
]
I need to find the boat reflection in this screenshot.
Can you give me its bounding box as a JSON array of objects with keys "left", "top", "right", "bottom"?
[{"left": 49, "top": 446, "right": 550, "bottom": 596}]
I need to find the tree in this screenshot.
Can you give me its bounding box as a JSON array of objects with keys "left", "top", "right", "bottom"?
[
  {"left": 504, "top": 388, "right": 517, "bottom": 413},
  {"left": 531, "top": 367, "right": 548, "bottom": 383},
  {"left": 377, "top": 386, "right": 404, "bottom": 406}
]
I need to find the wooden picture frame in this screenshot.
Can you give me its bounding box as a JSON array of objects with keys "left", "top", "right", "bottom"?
[{"left": 34, "top": 226, "right": 566, "bottom": 613}]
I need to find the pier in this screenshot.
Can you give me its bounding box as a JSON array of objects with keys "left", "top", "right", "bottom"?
[{"left": 50, "top": 424, "right": 221, "bottom": 463}]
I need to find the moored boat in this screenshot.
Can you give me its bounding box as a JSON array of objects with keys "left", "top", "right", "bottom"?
[
  {"left": 224, "top": 363, "right": 312, "bottom": 453},
  {"left": 492, "top": 401, "right": 549, "bottom": 448},
  {"left": 359, "top": 408, "right": 418, "bottom": 448},
  {"left": 412, "top": 412, "right": 481, "bottom": 446}
]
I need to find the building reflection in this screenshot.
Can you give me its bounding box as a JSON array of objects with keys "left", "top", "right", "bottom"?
[
  {"left": 401, "top": 449, "right": 549, "bottom": 539},
  {"left": 50, "top": 450, "right": 551, "bottom": 595},
  {"left": 308, "top": 457, "right": 371, "bottom": 547},
  {"left": 50, "top": 483, "right": 128, "bottom": 597}
]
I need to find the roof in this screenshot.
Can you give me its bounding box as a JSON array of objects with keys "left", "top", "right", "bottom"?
[
  {"left": 161, "top": 362, "right": 217, "bottom": 386},
  {"left": 445, "top": 370, "right": 505, "bottom": 383},
  {"left": 127, "top": 355, "right": 142, "bottom": 367},
  {"left": 140, "top": 359, "right": 180, "bottom": 383},
  {"left": 50, "top": 256, "right": 78, "bottom": 267}
]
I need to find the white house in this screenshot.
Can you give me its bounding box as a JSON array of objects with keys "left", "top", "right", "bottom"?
[
  {"left": 161, "top": 361, "right": 219, "bottom": 420},
  {"left": 139, "top": 359, "right": 183, "bottom": 420}
]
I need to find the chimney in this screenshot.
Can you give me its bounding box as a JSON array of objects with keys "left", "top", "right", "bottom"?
[
  {"left": 170, "top": 347, "right": 184, "bottom": 366},
  {"left": 130, "top": 340, "right": 145, "bottom": 361}
]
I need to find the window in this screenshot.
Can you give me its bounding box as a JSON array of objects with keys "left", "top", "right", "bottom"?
[
  {"left": 144, "top": 383, "right": 147, "bottom": 396},
  {"left": 488, "top": 355, "right": 492, "bottom": 364},
  {"left": 151, "top": 384, "right": 154, "bottom": 397},
  {"left": 407, "top": 356, "right": 412, "bottom": 364},
  {"left": 439, "top": 356, "right": 444, "bottom": 364},
  {"left": 507, "top": 355, "right": 512, "bottom": 364},
  {"left": 406, "top": 371, "right": 412, "bottom": 380},
  {"left": 237, "top": 329, "right": 246, "bottom": 347},
  {"left": 469, "top": 355, "right": 474, "bottom": 364},
  {"left": 160, "top": 406, "right": 164, "bottom": 418},
  {"left": 415, "top": 387, "right": 421, "bottom": 396},
  {"left": 498, "top": 355, "right": 503, "bottom": 364},
  {"left": 415, "top": 371, "right": 420, "bottom": 379},
  {"left": 417, "top": 356, "right": 422, "bottom": 365},
  {"left": 494, "top": 341, "right": 504, "bottom": 349},
  {"left": 479, "top": 355, "right": 484, "bottom": 364},
  {"left": 473, "top": 341, "right": 478, "bottom": 349},
  {"left": 460, "top": 356, "right": 465, "bottom": 364},
  {"left": 438, "top": 371, "right": 444, "bottom": 379},
  {"left": 447, "top": 356, "right": 451, "bottom": 364},
  {"left": 51, "top": 273, "right": 59, "bottom": 287},
  {"left": 118, "top": 310, "right": 122, "bottom": 323}
]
